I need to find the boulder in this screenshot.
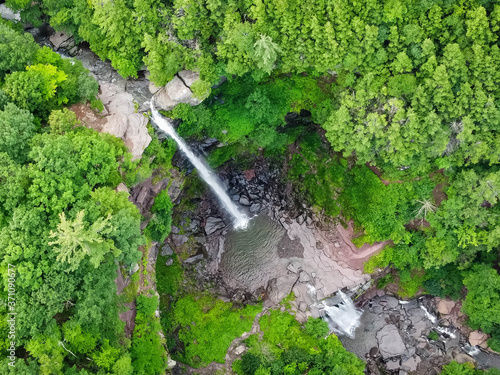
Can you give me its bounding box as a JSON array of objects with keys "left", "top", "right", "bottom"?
[
  {"left": 379, "top": 296, "right": 399, "bottom": 309},
  {"left": 234, "top": 345, "right": 246, "bottom": 356},
  {"left": 116, "top": 182, "right": 129, "bottom": 193},
  {"left": 0, "top": 4, "right": 20, "bottom": 21},
  {"left": 148, "top": 80, "right": 162, "bottom": 94},
  {"left": 250, "top": 203, "right": 262, "bottom": 213},
  {"left": 267, "top": 274, "right": 299, "bottom": 304},
  {"left": 469, "top": 330, "right": 488, "bottom": 347},
  {"left": 401, "top": 356, "right": 421, "bottom": 371},
  {"left": 160, "top": 243, "right": 174, "bottom": 257},
  {"left": 239, "top": 196, "right": 251, "bottom": 205},
  {"left": 129, "top": 263, "right": 139, "bottom": 275},
  {"left": 125, "top": 114, "right": 151, "bottom": 160},
  {"left": 167, "top": 358, "right": 176, "bottom": 369},
  {"left": 178, "top": 70, "right": 200, "bottom": 88},
  {"left": 437, "top": 299, "right": 455, "bottom": 315},
  {"left": 299, "top": 271, "right": 311, "bottom": 283},
  {"left": 167, "top": 169, "right": 184, "bottom": 202},
  {"left": 377, "top": 325, "right": 406, "bottom": 358},
  {"left": 172, "top": 234, "right": 189, "bottom": 247},
  {"left": 183, "top": 254, "right": 204, "bottom": 264},
  {"left": 165, "top": 259, "right": 174, "bottom": 266},
  {"left": 205, "top": 217, "right": 225, "bottom": 235},
  {"left": 50, "top": 31, "right": 73, "bottom": 49},
  {"left": 99, "top": 83, "right": 151, "bottom": 160},
  {"left": 386, "top": 359, "right": 400, "bottom": 371},
  {"left": 154, "top": 86, "right": 177, "bottom": 111},
  {"left": 102, "top": 113, "right": 129, "bottom": 138},
  {"left": 165, "top": 76, "right": 200, "bottom": 106},
  {"left": 454, "top": 353, "right": 476, "bottom": 365},
  {"left": 287, "top": 263, "right": 299, "bottom": 274}
]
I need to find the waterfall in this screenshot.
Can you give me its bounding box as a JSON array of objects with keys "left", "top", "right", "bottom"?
[
  {"left": 150, "top": 103, "right": 249, "bottom": 229},
  {"left": 317, "top": 291, "right": 362, "bottom": 339}
]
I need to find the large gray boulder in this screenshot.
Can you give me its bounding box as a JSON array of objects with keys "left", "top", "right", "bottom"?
[
  {"left": 376, "top": 325, "right": 406, "bottom": 358},
  {"left": 0, "top": 4, "right": 20, "bottom": 21},
  {"left": 153, "top": 70, "right": 202, "bottom": 111},
  {"left": 267, "top": 274, "right": 299, "bottom": 304},
  {"left": 205, "top": 217, "right": 225, "bottom": 235},
  {"left": 100, "top": 82, "right": 151, "bottom": 160}
]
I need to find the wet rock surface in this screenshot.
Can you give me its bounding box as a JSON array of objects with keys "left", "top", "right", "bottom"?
[{"left": 339, "top": 295, "right": 500, "bottom": 374}]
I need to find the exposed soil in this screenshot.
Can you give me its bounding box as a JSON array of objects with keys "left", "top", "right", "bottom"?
[{"left": 69, "top": 102, "right": 106, "bottom": 132}]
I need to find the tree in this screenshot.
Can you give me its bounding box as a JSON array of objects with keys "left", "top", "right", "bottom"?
[
  {"left": 48, "top": 108, "right": 79, "bottom": 135},
  {"left": 145, "top": 189, "right": 173, "bottom": 243},
  {"left": 462, "top": 265, "right": 500, "bottom": 334},
  {"left": 305, "top": 317, "right": 329, "bottom": 338},
  {"left": 131, "top": 295, "right": 167, "bottom": 375},
  {"left": 48, "top": 210, "right": 118, "bottom": 271},
  {"left": 3, "top": 69, "right": 52, "bottom": 117},
  {"left": 0, "top": 23, "right": 38, "bottom": 77},
  {"left": 25, "top": 327, "right": 66, "bottom": 375},
  {"left": 93, "top": 339, "right": 121, "bottom": 371},
  {"left": 0, "top": 103, "right": 36, "bottom": 163},
  {"left": 62, "top": 321, "right": 99, "bottom": 355},
  {"left": 252, "top": 34, "right": 281, "bottom": 74}
]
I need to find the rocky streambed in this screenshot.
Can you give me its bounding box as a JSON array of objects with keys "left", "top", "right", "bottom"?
[{"left": 160, "top": 155, "right": 500, "bottom": 374}]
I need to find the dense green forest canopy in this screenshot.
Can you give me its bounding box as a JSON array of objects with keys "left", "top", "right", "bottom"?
[
  {"left": 0, "top": 20, "right": 169, "bottom": 374},
  {"left": 2, "top": 0, "right": 500, "bottom": 373}
]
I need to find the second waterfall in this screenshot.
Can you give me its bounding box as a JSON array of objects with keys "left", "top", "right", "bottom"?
[{"left": 150, "top": 103, "right": 250, "bottom": 229}]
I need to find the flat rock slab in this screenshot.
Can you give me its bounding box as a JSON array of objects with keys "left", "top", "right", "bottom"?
[
  {"left": 205, "top": 217, "right": 225, "bottom": 235},
  {"left": 267, "top": 274, "right": 299, "bottom": 304},
  {"left": 377, "top": 324, "right": 406, "bottom": 358}
]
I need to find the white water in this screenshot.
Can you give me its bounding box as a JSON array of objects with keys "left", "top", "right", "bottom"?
[
  {"left": 420, "top": 305, "right": 438, "bottom": 324},
  {"left": 150, "top": 103, "right": 249, "bottom": 229},
  {"left": 315, "top": 290, "right": 362, "bottom": 338}
]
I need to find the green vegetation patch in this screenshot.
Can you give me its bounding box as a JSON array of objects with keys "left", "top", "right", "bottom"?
[
  {"left": 233, "top": 311, "right": 365, "bottom": 375},
  {"left": 172, "top": 295, "right": 262, "bottom": 367}
]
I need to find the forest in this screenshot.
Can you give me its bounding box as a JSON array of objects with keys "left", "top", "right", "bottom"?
[{"left": 1, "top": 0, "right": 500, "bottom": 374}]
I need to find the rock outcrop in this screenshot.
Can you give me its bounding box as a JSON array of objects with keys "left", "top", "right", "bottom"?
[
  {"left": 0, "top": 4, "right": 20, "bottom": 21},
  {"left": 100, "top": 82, "right": 151, "bottom": 160},
  {"left": 154, "top": 70, "right": 202, "bottom": 110},
  {"left": 377, "top": 325, "right": 407, "bottom": 358}
]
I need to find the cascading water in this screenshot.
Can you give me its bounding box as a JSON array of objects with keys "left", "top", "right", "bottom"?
[
  {"left": 310, "top": 288, "right": 362, "bottom": 339},
  {"left": 150, "top": 103, "right": 249, "bottom": 229}
]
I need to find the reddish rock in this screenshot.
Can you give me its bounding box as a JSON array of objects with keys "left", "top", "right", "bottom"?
[
  {"left": 469, "top": 330, "right": 489, "bottom": 346},
  {"left": 243, "top": 169, "right": 256, "bottom": 181},
  {"left": 437, "top": 298, "right": 455, "bottom": 315}
]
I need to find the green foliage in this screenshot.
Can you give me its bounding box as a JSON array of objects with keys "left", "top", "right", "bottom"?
[
  {"left": 240, "top": 310, "right": 365, "bottom": 375},
  {"left": 441, "top": 361, "right": 476, "bottom": 375},
  {"left": 156, "top": 253, "right": 183, "bottom": 296},
  {"left": 462, "top": 264, "right": 500, "bottom": 334},
  {"left": 48, "top": 210, "right": 118, "bottom": 271},
  {"left": 145, "top": 189, "right": 173, "bottom": 243},
  {"left": 93, "top": 339, "right": 121, "bottom": 371},
  {"left": 304, "top": 317, "right": 329, "bottom": 339},
  {"left": 3, "top": 69, "right": 55, "bottom": 117},
  {"left": 48, "top": 108, "right": 79, "bottom": 135},
  {"left": 341, "top": 167, "right": 433, "bottom": 244},
  {"left": 0, "top": 23, "right": 38, "bottom": 77},
  {"left": 288, "top": 133, "right": 346, "bottom": 216},
  {"left": 2, "top": 45, "right": 98, "bottom": 119},
  {"left": 0, "top": 103, "right": 36, "bottom": 163},
  {"left": 241, "top": 353, "right": 263, "bottom": 375},
  {"left": 428, "top": 331, "right": 439, "bottom": 341},
  {"left": 172, "top": 295, "right": 261, "bottom": 367},
  {"left": 131, "top": 295, "right": 167, "bottom": 375},
  {"left": 173, "top": 75, "right": 333, "bottom": 161},
  {"left": 376, "top": 273, "right": 394, "bottom": 289}
]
